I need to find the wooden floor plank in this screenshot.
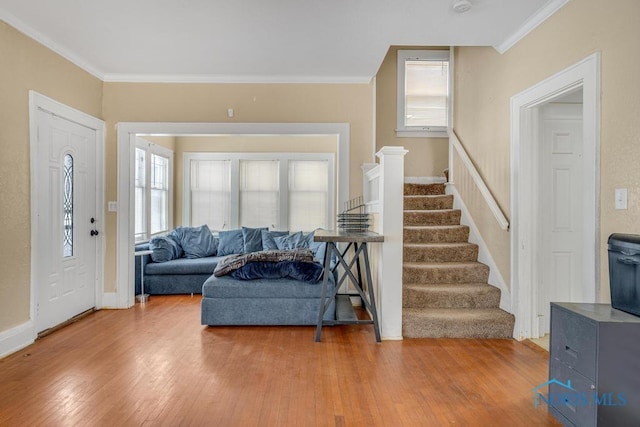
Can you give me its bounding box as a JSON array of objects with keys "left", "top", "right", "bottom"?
[{"left": 0, "top": 295, "right": 560, "bottom": 426}]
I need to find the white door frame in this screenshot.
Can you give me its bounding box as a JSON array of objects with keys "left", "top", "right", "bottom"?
[
  {"left": 115, "top": 122, "right": 350, "bottom": 308},
  {"left": 510, "top": 53, "right": 600, "bottom": 339},
  {"left": 29, "top": 91, "right": 106, "bottom": 327}
]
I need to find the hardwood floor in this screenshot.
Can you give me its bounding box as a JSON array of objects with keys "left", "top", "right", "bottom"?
[{"left": 0, "top": 295, "right": 560, "bottom": 426}]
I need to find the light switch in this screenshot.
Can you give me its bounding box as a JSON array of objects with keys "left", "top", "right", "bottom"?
[
  {"left": 108, "top": 201, "right": 118, "bottom": 212},
  {"left": 615, "top": 188, "right": 627, "bottom": 210}
]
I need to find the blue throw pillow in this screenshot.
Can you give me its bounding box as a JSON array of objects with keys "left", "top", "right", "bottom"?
[
  {"left": 218, "top": 229, "right": 245, "bottom": 256},
  {"left": 274, "top": 231, "right": 304, "bottom": 250},
  {"left": 242, "top": 227, "right": 269, "bottom": 253},
  {"left": 304, "top": 230, "right": 328, "bottom": 264},
  {"left": 171, "top": 225, "right": 217, "bottom": 259},
  {"left": 261, "top": 230, "right": 289, "bottom": 251},
  {"left": 149, "top": 235, "right": 183, "bottom": 263}
]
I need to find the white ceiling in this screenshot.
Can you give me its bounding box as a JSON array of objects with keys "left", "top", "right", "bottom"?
[{"left": 0, "top": 0, "right": 566, "bottom": 83}]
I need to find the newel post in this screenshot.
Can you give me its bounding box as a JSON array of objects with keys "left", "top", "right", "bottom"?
[{"left": 376, "top": 146, "right": 407, "bottom": 340}]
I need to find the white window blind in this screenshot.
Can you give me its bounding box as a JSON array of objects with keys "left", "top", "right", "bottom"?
[
  {"left": 404, "top": 60, "right": 449, "bottom": 127},
  {"left": 185, "top": 153, "right": 334, "bottom": 232},
  {"left": 288, "top": 160, "right": 328, "bottom": 231},
  {"left": 190, "top": 160, "right": 231, "bottom": 231},
  {"left": 239, "top": 160, "right": 279, "bottom": 228},
  {"left": 397, "top": 49, "right": 450, "bottom": 137}
]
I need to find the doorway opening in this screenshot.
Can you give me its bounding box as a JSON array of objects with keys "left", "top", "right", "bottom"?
[
  {"left": 510, "top": 53, "right": 600, "bottom": 340},
  {"left": 115, "top": 123, "right": 350, "bottom": 308}
]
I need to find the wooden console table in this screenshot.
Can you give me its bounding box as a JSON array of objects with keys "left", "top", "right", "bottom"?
[{"left": 314, "top": 230, "right": 384, "bottom": 342}]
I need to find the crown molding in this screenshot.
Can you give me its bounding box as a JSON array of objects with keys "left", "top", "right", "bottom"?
[
  {"left": 101, "top": 73, "right": 373, "bottom": 84},
  {"left": 493, "top": 0, "right": 570, "bottom": 54},
  {"left": 0, "top": 11, "right": 105, "bottom": 80}
]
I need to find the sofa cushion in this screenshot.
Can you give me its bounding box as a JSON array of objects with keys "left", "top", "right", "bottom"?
[
  {"left": 145, "top": 255, "right": 224, "bottom": 275},
  {"left": 261, "top": 230, "right": 289, "bottom": 250},
  {"left": 242, "top": 226, "right": 268, "bottom": 253},
  {"left": 149, "top": 235, "right": 183, "bottom": 263},
  {"left": 202, "top": 273, "right": 334, "bottom": 299},
  {"left": 274, "top": 231, "right": 304, "bottom": 250},
  {"left": 172, "top": 225, "right": 217, "bottom": 258},
  {"left": 217, "top": 229, "right": 245, "bottom": 256}
]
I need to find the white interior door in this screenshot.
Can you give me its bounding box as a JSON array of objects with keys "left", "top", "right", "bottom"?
[
  {"left": 35, "top": 109, "right": 98, "bottom": 332},
  {"left": 537, "top": 102, "right": 584, "bottom": 335}
]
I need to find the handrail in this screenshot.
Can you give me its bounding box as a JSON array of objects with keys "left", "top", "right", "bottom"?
[{"left": 448, "top": 128, "right": 510, "bottom": 231}]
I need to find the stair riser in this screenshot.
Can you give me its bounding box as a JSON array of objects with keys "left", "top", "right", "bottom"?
[
  {"left": 403, "top": 265, "right": 489, "bottom": 284},
  {"left": 404, "top": 227, "right": 469, "bottom": 243},
  {"left": 402, "top": 315, "right": 514, "bottom": 339},
  {"left": 404, "top": 195, "right": 453, "bottom": 210},
  {"left": 404, "top": 245, "right": 478, "bottom": 263},
  {"left": 402, "top": 287, "right": 501, "bottom": 309},
  {"left": 404, "top": 183, "right": 445, "bottom": 196},
  {"left": 404, "top": 210, "right": 461, "bottom": 226}
]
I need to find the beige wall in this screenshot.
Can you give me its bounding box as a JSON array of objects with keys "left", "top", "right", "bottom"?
[
  {"left": 376, "top": 46, "right": 449, "bottom": 178},
  {"left": 102, "top": 82, "right": 374, "bottom": 292},
  {"left": 454, "top": 0, "right": 640, "bottom": 300},
  {"left": 0, "top": 21, "right": 103, "bottom": 332},
  {"left": 173, "top": 135, "right": 338, "bottom": 225}
]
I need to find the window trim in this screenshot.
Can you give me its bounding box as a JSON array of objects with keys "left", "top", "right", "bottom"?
[
  {"left": 396, "top": 49, "right": 451, "bottom": 138},
  {"left": 134, "top": 137, "right": 174, "bottom": 242},
  {"left": 183, "top": 152, "right": 336, "bottom": 231}
]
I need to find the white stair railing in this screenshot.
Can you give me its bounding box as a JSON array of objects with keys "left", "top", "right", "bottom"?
[{"left": 448, "top": 128, "right": 509, "bottom": 230}]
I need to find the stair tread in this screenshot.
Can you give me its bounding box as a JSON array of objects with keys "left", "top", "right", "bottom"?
[
  {"left": 404, "top": 283, "right": 498, "bottom": 290},
  {"left": 404, "top": 225, "right": 468, "bottom": 229},
  {"left": 403, "top": 307, "right": 513, "bottom": 320},
  {"left": 404, "top": 194, "right": 452, "bottom": 198},
  {"left": 404, "top": 209, "right": 460, "bottom": 213},
  {"left": 404, "top": 242, "right": 478, "bottom": 248},
  {"left": 404, "top": 261, "right": 488, "bottom": 268}
]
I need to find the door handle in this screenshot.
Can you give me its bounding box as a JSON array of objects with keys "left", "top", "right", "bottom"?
[{"left": 90, "top": 230, "right": 99, "bottom": 236}]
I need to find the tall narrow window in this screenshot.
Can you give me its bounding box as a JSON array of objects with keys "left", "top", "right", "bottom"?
[
  {"left": 240, "top": 160, "right": 279, "bottom": 228},
  {"left": 288, "top": 160, "right": 328, "bottom": 231},
  {"left": 134, "top": 138, "right": 173, "bottom": 242},
  {"left": 397, "top": 49, "right": 450, "bottom": 137},
  {"left": 134, "top": 148, "right": 146, "bottom": 242},
  {"left": 63, "top": 154, "right": 74, "bottom": 257},
  {"left": 150, "top": 154, "right": 168, "bottom": 235}
]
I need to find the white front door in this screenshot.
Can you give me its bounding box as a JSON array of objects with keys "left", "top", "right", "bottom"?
[
  {"left": 34, "top": 109, "right": 98, "bottom": 332},
  {"left": 537, "top": 102, "right": 584, "bottom": 335}
]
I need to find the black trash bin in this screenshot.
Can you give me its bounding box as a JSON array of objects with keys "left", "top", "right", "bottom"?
[{"left": 608, "top": 233, "right": 640, "bottom": 317}]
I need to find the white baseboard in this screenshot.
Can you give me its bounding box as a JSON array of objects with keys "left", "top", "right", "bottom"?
[
  {"left": 404, "top": 176, "right": 446, "bottom": 184},
  {"left": 446, "top": 184, "right": 512, "bottom": 312},
  {"left": 0, "top": 321, "right": 36, "bottom": 359},
  {"left": 101, "top": 292, "right": 119, "bottom": 309}
]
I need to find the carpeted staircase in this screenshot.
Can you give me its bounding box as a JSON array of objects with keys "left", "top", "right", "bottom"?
[{"left": 402, "top": 180, "right": 515, "bottom": 338}]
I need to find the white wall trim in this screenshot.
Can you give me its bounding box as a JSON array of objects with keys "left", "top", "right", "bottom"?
[
  {"left": 29, "top": 91, "right": 106, "bottom": 323},
  {"left": 117, "top": 122, "right": 350, "bottom": 308},
  {"left": 0, "top": 321, "right": 36, "bottom": 359},
  {"left": 510, "top": 53, "right": 600, "bottom": 340},
  {"left": 446, "top": 184, "right": 511, "bottom": 312},
  {"left": 494, "top": 0, "right": 570, "bottom": 54},
  {"left": 101, "top": 293, "right": 118, "bottom": 309}
]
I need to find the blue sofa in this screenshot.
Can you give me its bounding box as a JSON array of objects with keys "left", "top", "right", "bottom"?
[
  {"left": 135, "top": 226, "right": 337, "bottom": 325},
  {"left": 135, "top": 242, "right": 221, "bottom": 295}
]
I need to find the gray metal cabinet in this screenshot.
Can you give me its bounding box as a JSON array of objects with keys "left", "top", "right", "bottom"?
[{"left": 548, "top": 303, "right": 640, "bottom": 426}]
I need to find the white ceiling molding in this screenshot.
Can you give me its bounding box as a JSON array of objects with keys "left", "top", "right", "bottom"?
[
  {"left": 0, "top": 10, "right": 105, "bottom": 80},
  {"left": 494, "top": 0, "right": 570, "bottom": 54},
  {"left": 101, "top": 73, "right": 373, "bottom": 85}
]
